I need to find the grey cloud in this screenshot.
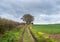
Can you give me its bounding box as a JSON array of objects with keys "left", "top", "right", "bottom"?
[
  {"left": 0, "top": 0, "right": 59, "bottom": 15},
  {"left": 0, "top": 0, "right": 60, "bottom": 24}
]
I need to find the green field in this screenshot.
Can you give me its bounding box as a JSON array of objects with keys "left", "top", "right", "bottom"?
[
  {"left": 0, "top": 24, "right": 60, "bottom": 42},
  {"left": 33, "top": 24, "right": 60, "bottom": 34}
]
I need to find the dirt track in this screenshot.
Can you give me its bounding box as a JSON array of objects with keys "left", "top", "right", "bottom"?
[{"left": 20, "top": 25, "right": 38, "bottom": 42}]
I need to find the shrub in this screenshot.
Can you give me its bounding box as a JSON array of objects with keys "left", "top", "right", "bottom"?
[{"left": 0, "top": 18, "right": 20, "bottom": 34}]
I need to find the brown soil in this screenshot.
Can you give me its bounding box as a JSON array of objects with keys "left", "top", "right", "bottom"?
[
  {"left": 43, "top": 34, "right": 60, "bottom": 42},
  {"left": 49, "top": 34, "right": 60, "bottom": 42}
]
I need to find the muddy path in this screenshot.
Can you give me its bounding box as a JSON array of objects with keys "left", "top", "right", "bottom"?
[{"left": 19, "top": 25, "right": 38, "bottom": 42}]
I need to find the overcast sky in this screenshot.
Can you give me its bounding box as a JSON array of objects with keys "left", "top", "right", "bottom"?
[{"left": 0, "top": 0, "right": 60, "bottom": 24}]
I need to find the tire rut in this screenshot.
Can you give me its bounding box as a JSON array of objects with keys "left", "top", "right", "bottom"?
[
  {"left": 28, "top": 28, "right": 38, "bottom": 42},
  {"left": 20, "top": 28, "right": 25, "bottom": 42}
]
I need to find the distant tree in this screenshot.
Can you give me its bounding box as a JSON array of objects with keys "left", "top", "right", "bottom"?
[{"left": 21, "top": 14, "right": 34, "bottom": 25}]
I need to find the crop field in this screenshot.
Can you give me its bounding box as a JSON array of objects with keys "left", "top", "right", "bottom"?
[{"left": 33, "top": 24, "right": 60, "bottom": 34}]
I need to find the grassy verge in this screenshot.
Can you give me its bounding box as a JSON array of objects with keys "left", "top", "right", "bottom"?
[{"left": 0, "top": 26, "right": 23, "bottom": 42}]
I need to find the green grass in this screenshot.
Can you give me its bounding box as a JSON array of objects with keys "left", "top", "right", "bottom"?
[
  {"left": 0, "top": 27, "right": 23, "bottom": 42},
  {"left": 33, "top": 24, "right": 60, "bottom": 34}
]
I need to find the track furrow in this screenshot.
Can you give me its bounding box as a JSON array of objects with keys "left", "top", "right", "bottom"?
[
  {"left": 20, "top": 25, "right": 38, "bottom": 42},
  {"left": 20, "top": 28, "right": 25, "bottom": 42},
  {"left": 28, "top": 28, "right": 38, "bottom": 42}
]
